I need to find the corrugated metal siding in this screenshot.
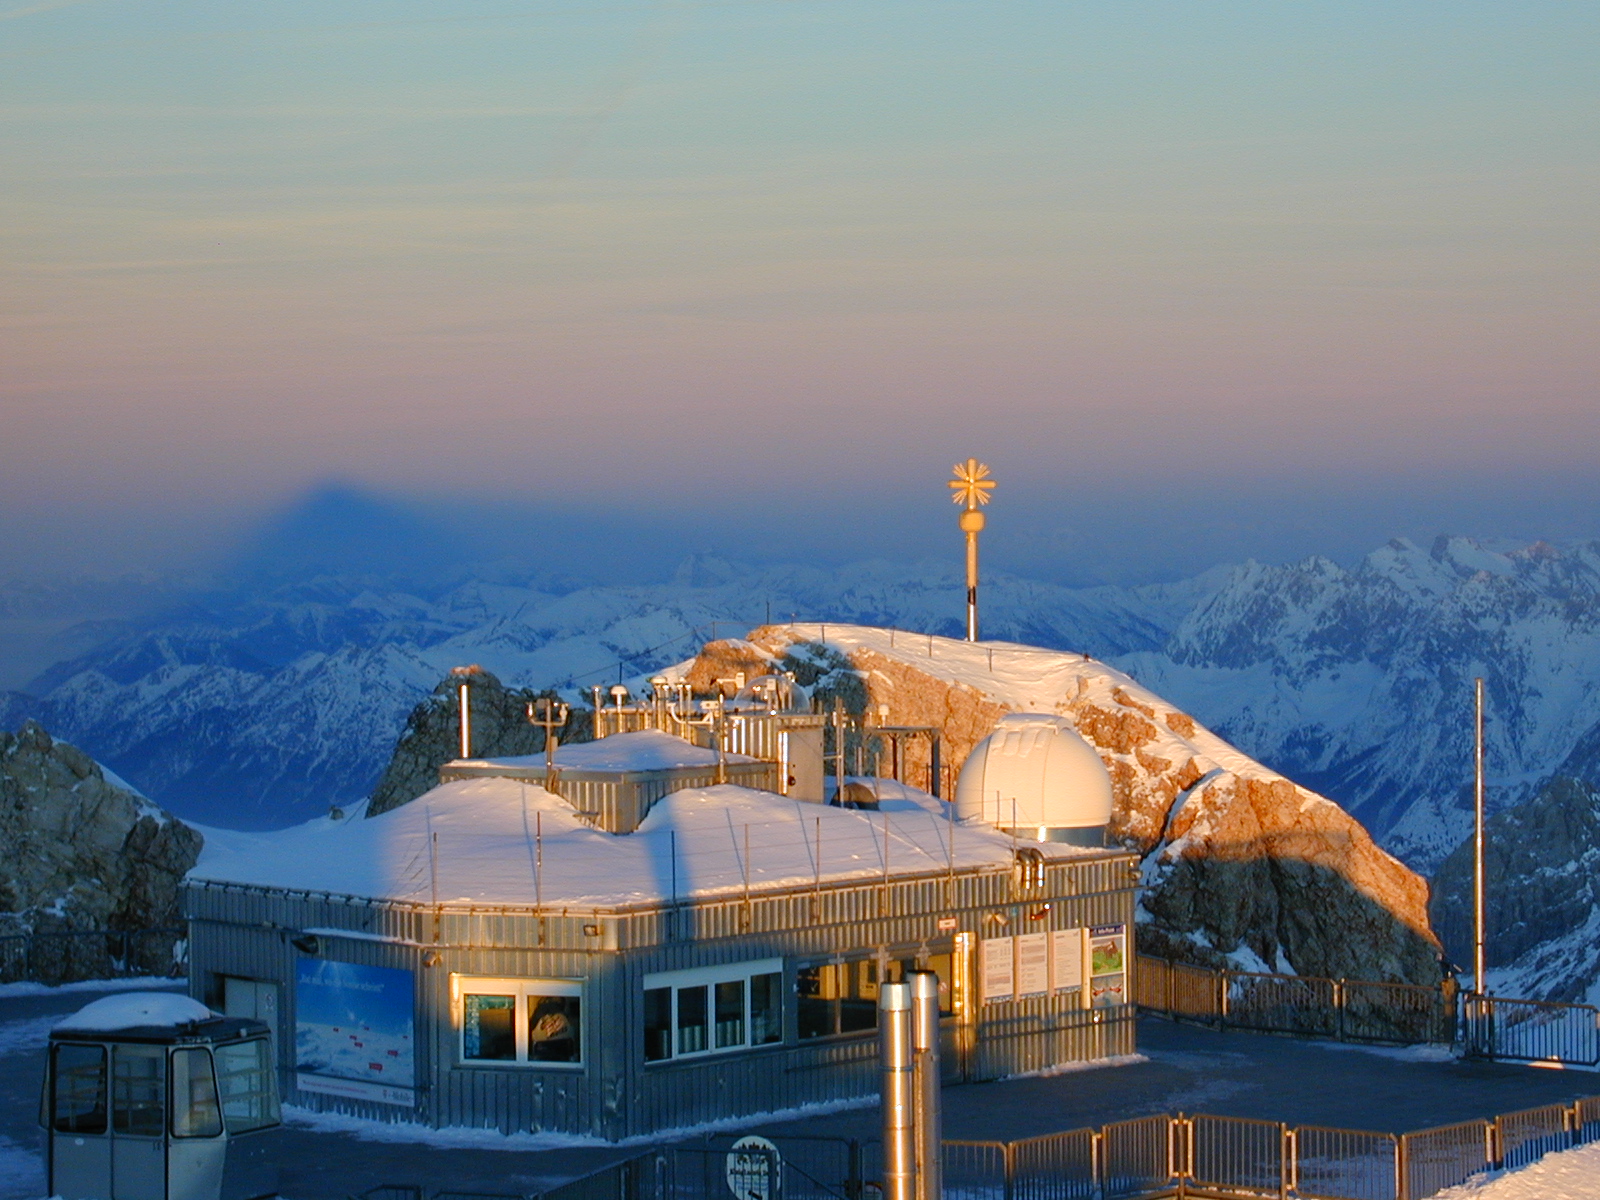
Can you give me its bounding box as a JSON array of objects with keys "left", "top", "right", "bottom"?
[{"left": 184, "top": 849, "right": 1137, "bottom": 1140}]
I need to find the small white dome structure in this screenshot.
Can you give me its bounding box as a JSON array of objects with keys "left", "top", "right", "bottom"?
[{"left": 955, "top": 714, "right": 1113, "bottom": 846}]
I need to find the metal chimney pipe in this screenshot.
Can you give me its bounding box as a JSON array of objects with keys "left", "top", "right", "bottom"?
[
  {"left": 879, "top": 980, "right": 915, "bottom": 1200},
  {"left": 908, "top": 970, "right": 943, "bottom": 1200}
]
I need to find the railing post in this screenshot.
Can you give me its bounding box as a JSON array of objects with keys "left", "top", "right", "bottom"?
[
  {"left": 1278, "top": 1124, "right": 1289, "bottom": 1200},
  {"left": 1396, "top": 1133, "right": 1408, "bottom": 1200},
  {"left": 847, "top": 1139, "right": 862, "bottom": 1200},
  {"left": 1002, "top": 1140, "right": 1014, "bottom": 1200}
]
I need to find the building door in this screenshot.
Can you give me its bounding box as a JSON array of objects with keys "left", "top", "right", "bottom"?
[{"left": 223, "top": 976, "right": 281, "bottom": 1067}]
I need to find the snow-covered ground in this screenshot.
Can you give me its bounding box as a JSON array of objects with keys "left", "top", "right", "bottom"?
[{"left": 1430, "top": 1140, "right": 1600, "bottom": 1198}]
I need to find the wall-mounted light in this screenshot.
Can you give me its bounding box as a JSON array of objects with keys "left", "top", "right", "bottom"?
[
  {"left": 583, "top": 923, "right": 602, "bottom": 937},
  {"left": 290, "top": 934, "right": 321, "bottom": 956},
  {"left": 421, "top": 949, "right": 443, "bottom": 968}
]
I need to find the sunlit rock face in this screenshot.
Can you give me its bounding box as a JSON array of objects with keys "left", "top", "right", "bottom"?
[
  {"left": 366, "top": 670, "right": 589, "bottom": 817},
  {"left": 0, "top": 720, "right": 200, "bottom": 981},
  {"left": 684, "top": 626, "right": 1442, "bottom": 986}
]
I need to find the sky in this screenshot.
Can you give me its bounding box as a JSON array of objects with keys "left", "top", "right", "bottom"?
[{"left": 2, "top": 1, "right": 1598, "bottom": 586}]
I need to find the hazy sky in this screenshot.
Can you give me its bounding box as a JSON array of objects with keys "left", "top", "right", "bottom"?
[{"left": 3, "top": 1, "right": 1597, "bottom": 583}]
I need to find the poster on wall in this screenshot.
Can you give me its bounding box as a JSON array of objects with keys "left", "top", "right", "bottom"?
[
  {"left": 295, "top": 957, "right": 416, "bottom": 1107},
  {"left": 1015, "top": 933, "right": 1049, "bottom": 998},
  {"left": 980, "top": 936, "right": 1014, "bottom": 1003},
  {"left": 1088, "top": 925, "right": 1126, "bottom": 1009},
  {"left": 1051, "top": 928, "right": 1083, "bottom": 993}
]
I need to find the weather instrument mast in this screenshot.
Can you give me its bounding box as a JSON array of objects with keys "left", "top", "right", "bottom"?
[{"left": 948, "top": 459, "right": 995, "bottom": 642}]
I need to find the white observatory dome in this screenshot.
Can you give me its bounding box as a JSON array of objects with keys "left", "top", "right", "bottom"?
[{"left": 954, "top": 714, "right": 1113, "bottom": 846}]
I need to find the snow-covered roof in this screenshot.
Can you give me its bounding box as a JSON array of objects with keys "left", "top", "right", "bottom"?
[
  {"left": 190, "top": 776, "right": 1114, "bottom": 910},
  {"left": 56, "top": 993, "right": 214, "bottom": 1033},
  {"left": 456, "top": 729, "right": 753, "bottom": 774}
]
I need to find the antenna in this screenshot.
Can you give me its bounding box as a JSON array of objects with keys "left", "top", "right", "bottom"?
[
  {"left": 528, "top": 697, "right": 570, "bottom": 773},
  {"left": 1474, "top": 677, "right": 1487, "bottom": 996}
]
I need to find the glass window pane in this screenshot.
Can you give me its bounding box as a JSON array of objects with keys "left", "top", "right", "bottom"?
[
  {"left": 52, "top": 1044, "right": 106, "bottom": 1135},
  {"left": 677, "top": 984, "right": 709, "bottom": 1054},
  {"left": 715, "top": 979, "right": 745, "bottom": 1049},
  {"left": 528, "top": 994, "right": 581, "bottom": 1063},
  {"left": 839, "top": 960, "right": 879, "bottom": 1034},
  {"left": 643, "top": 987, "right": 672, "bottom": 1062},
  {"left": 112, "top": 1045, "right": 166, "bottom": 1137},
  {"left": 796, "top": 965, "right": 835, "bottom": 1040},
  {"left": 463, "top": 994, "right": 516, "bottom": 1061},
  {"left": 750, "top": 973, "right": 782, "bottom": 1045},
  {"left": 171, "top": 1048, "right": 222, "bottom": 1138},
  {"left": 215, "top": 1039, "right": 277, "bottom": 1133}
]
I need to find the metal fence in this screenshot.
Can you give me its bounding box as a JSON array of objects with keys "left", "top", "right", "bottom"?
[
  {"left": 1138, "top": 957, "right": 1456, "bottom": 1046},
  {"left": 0, "top": 927, "right": 186, "bottom": 985},
  {"left": 1461, "top": 994, "right": 1600, "bottom": 1066},
  {"left": 353, "top": 1096, "right": 1600, "bottom": 1200}
]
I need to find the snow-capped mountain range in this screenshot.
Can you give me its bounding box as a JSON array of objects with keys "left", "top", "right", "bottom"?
[{"left": 6, "top": 536, "right": 1600, "bottom": 871}]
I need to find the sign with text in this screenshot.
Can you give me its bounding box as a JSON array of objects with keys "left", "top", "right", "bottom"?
[
  {"left": 980, "top": 936, "right": 1014, "bottom": 1003},
  {"left": 1051, "top": 928, "right": 1084, "bottom": 993},
  {"left": 1016, "top": 933, "right": 1049, "bottom": 998}
]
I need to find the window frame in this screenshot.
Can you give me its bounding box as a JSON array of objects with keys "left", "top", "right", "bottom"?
[
  {"left": 642, "top": 958, "right": 784, "bottom": 1063},
  {"left": 451, "top": 975, "right": 584, "bottom": 1069}
]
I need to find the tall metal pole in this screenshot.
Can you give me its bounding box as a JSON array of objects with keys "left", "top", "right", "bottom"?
[
  {"left": 879, "top": 980, "right": 915, "bottom": 1200},
  {"left": 458, "top": 682, "right": 470, "bottom": 759},
  {"left": 1474, "top": 676, "right": 1487, "bottom": 995},
  {"left": 949, "top": 459, "right": 995, "bottom": 644},
  {"left": 909, "top": 971, "right": 943, "bottom": 1200}
]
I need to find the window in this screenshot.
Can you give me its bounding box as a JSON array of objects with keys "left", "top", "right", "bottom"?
[
  {"left": 215, "top": 1038, "right": 279, "bottom": 1133},
  {"left": 112, "top": 1045, "right": 166, "bottom": 1138},
  {"left": 50, "top": 1044, "right": 106, "bottom": 1135},
  {"left": 798, "top": 952, "right": 953, "bottom": 1039},
  {"left": 642, "top": 959, "right": 783, "bottom": 1062},
  {"left": 452, "top": 977, "right": 583, "bottom": 1067},
  {"left": 170, "top": 1048, "right": 222, "bottom": 1138},
  {"left": 750, "top": 973, "right": 782, "bottom": 1046},
  {"left": 463, "top": 993, "right": 516, "bottom": 1061},
  {"left": 643, "top": 987, "right": 672, "bottom": 1062}
]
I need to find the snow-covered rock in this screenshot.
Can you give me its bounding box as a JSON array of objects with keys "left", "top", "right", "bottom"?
[{"left": 687, "top": 625, "right": 1441, "bottom": 985}]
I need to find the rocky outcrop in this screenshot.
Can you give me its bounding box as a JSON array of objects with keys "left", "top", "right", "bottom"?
[
  {"left": 0, "top": 720, "right": 201, "bottom": 981},
  {"left": 1430, "top": 776, "right": 1600, "bottom": 1001},
  {"left": 691, "top": 626, "right": 1442, "bottom": 985},
  {"left": 367, "top": 670, "right": 591, "bottom": 817}
]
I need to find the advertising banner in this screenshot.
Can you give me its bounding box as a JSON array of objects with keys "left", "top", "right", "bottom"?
[
  {"left": 295, "top": 957, "right": 416, "bottom": 1107},
  {"left": 1088, "top": 925, "right": 1126, "bottom": 1009}
]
